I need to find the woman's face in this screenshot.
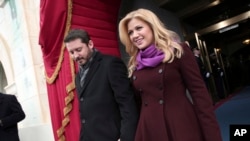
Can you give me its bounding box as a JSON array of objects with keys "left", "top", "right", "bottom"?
[{"left": 127, "top": 18, "right": 154, "bottom": 50}]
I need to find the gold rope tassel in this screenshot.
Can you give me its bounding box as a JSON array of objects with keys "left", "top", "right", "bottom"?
[{"left": 56, "top": 0, "right": 73, "bottom": 140}]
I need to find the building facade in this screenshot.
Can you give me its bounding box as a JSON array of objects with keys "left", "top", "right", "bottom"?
[{"left": 0, "top": 0, "right": 53, "bottom": 140}]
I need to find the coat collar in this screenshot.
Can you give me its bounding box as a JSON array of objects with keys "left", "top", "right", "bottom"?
[{"left": 76, "top": 51, "right": 102, "bottom": 97}]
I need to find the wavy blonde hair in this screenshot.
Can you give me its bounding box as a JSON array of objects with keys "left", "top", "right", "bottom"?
[{"left": 118, "top": 8, "right": 183, "bottom": 77}]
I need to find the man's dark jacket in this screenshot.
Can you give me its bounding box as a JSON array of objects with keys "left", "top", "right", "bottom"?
[
  {"left": 0, "top": 93, "right": 25, "bottom": 141},
  {"left": 75, "top": 51, "right": 138, "bottom": 141}
]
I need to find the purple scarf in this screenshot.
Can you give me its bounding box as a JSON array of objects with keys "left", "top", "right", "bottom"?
[{"left": 136, "top": 44, "right": 165, "bottom": 70}]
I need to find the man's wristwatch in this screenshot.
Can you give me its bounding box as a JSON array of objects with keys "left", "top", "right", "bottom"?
[{"left": 0, "top": 119, "right": 3, "bottom": 126}]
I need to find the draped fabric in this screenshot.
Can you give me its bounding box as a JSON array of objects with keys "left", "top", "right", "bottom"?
[
  {"left": 71, "top": 0, "right": 121, "bottom": 56},
  {"left": 39, "top": 0, "right": 121, "bottom": 140}
]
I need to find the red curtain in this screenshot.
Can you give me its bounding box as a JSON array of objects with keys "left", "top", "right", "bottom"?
[
  {"left": 71, "top": 0, "right": 121, "bottom": 57},
  {"left": 39, "top": 0, "right": 121, "bottom": 141}
]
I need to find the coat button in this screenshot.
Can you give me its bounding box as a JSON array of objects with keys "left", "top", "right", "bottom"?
[
  {"left": 158, "top": 69, "right": 163, "bottom": 73},
  {"left": 80, "top": 98, "right": 84, "bottom": 101},
  {"left": 144, "top": 102, "right": 148, "bottom": 106},
  {"left": 159, "top": 99, "right": 164, "bottom": 104},
  {"left": 133, "top": 75, "right": 137, "bottom": 80},
  {"left": 81, "top": 119, "right": 86, "bottom": 124}
]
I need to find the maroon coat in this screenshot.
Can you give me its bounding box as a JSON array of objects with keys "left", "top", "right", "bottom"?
[{"left": 132, "top": 43, "right": 222, "bottom": 141}]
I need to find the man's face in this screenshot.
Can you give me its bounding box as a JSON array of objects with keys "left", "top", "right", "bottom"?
[{"left": 65, "top": 38, "right": 94, "bottom": 66}]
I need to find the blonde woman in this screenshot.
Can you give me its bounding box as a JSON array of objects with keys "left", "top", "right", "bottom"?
[{"left": 118, "top": 8, "right": 222, "bottom": 141}]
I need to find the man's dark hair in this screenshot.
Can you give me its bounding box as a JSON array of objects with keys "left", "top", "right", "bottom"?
[{"left": 64, "top": 29, "right": 91, "bottom": 44}]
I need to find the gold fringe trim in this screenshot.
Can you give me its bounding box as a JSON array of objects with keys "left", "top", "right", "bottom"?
[
  {"left": 45, "top": 0, "right": 73, "bottom": 84},
  {"left": 63, "top": 99, "right": 73, "bottom": 116},
  {"left": 57, "top": 126, "right": 65, "bottom": 139},
  {"left": 56, "top": 0, "right": 74, "bottom": 141},
  {"left": 58, "top": 135, "right": 65, "bottom": 141},
  {"left": 62, "top": 115, "right": 70, "bottom": 127},
  {"left": 45, "top": 41, "right": 64, "bottom": 84},
  {"left": 65, "top": 91, "right": 74, "bottom": 105}
]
